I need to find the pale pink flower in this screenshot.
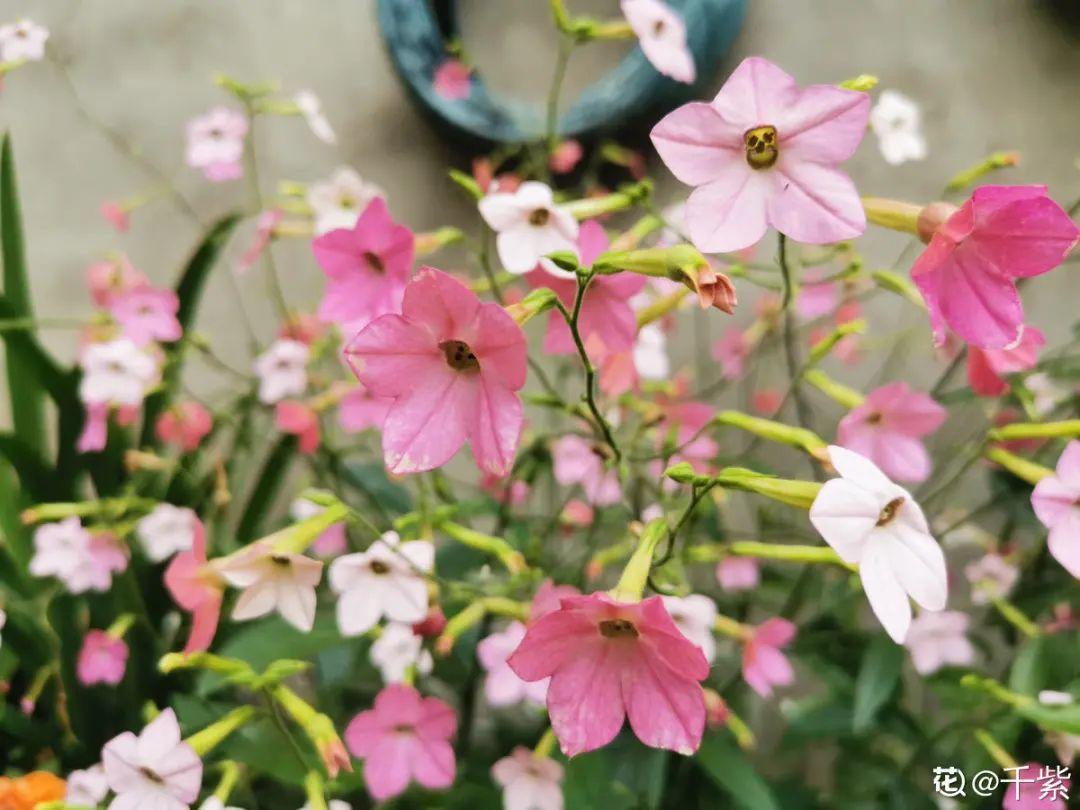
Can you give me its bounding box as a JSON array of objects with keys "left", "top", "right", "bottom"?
[
  {"left": 328, "top": 532, "right": 433, "bottom": 636},
  {"left": 1002, "top": 763, "right": 1070, "bottom": 810},
  {"left": 903, "top": 610, "right": 975, "bottom": 675},
  {"left": 661, "top": 594, "right": 718, "bottom": 663},
  {"left": 0, "top": 19, "right": 49, "bottom": 62},
  {"left": 108, "top": 286, "right": 182, "bottom": 346},
  {"left": 964, "top": 553, "right": 1019, "bottom": 605},
  {"left": 508, "top": 592, "right": 709, "bottom": 756},
  {"left": 795, "top": 270, "right": 840, "bottom": 320},
  {"left": 66, "top": 764, "right": 110, "bottom": 806},
  {"left": 716, "top": 557, "right": 759, "bottom": 592},
  {"left": 216, "top": 542, "right": 324, "bottom": 632},
  {"left": 549, "top": 140, "right": 584, "bottom": 174},
  {"left": 185, "top": 107, "right": 247, "bottom": 182},
  {"left": 236, "top": 209, "right": 283, "bottom": 274},
  {"left": 253, "top": 339, "right": 309, "bottom": 404},
  {"left": 478, "top": 621, "right": 549, "bottom": 707},
  {"left": 810, "top": 446, "right": 947, "bottom": 642},
  {"left": 742, "top": 618, "right": 796, "bottom": 697},
  {"left": 164, "top": 520, "right": 222, "bottom": 653},
  {"left": 344, "top": 684, "right": 456, "bottom": 801},
  {"left": 370, "top": 622, "right": 433, "bottom": 684},
  {"left": 294, "top": 90, "right": 336, "bottom": 144},
  {"left": 291, "top": 497, "right": 347, "bottom": 558},
  {"left": 30, "top": 518, "right": 128, "bottom": 594},
  {"left": 86, "top": 255, "right": 148, "bottom": 307},
  {"left": 651, "top": 56, "right": 869, "bottom": 253},
  {"left": 77, "top": 630, "right": 129, "bottom": 686},
  {"left": 100, "top": 200, "right": 130, "bottom": 232},
  {"left": 1031, "top": 441, "right": 1080, "bottom": 579},
  {"left": 752, "top": 387, "right": 782, "bottom": 415},
  {"left": 433, "top": 58, "right": 472, "bottom": 100},
  {"left": 478, "top": 182, "right": 579, "bottom": 275},
  {"left": 275, "top": 400, "right": 320, "bottom": 454},
  {"left": 491, "top": 747, "right": 564, "bottom": 810},
  {"left": 836, "top": 382, "right": 945, "bottom": 483},
  {"left": 711, "top": 327, "right": 749, "bottom": 379},
  {"left": 338, "top": 385, "right": 391, "bottom": 433},
  {"left": 79, "top": 338, "right": 159, "bottom": 408},
  {"left": 102, "top": 709, "right": 202, "bottom": 810},
  {"left": 307, "top": 167, "right": 385, "bottom": 235},
  {"left": 621, "top": 0, "right": 695, "bottom": 84},
  {"left": 967, "top": 324, "right": 1045, "bottom": 397},
  {"left": 551, "top": 434, "right": 621, "bottom": 506},
  {"left": 530, "top": 580, "right": 580, "bottom": 621},
  {"left": 345, "top": 267, "right": 527, "bottom": 475},
  {"left": 911, "top": 185, "right": 1079, "bottom": 349},
  {"left": 78, "top": 402, "right": 110, "bottom": 454},
  {"left": 136, "top": 503, "right": 197, "bottom": 563},
  {"left": 559, "top": 499, "right": 594, "bottom": 530},
  {"left": 656, "top": 401, "right": 718, "bottom": 475},
  {"left": 156, "top": 401, "right": 213, "bottom": 452}
]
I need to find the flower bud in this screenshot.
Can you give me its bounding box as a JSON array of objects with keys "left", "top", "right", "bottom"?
[{"left": 916, "top": 201, "right": 959, "bottom": 244}]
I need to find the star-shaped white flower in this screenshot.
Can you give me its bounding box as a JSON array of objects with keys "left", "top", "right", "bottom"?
[
  {"left": 478, "top": 181, "right": 579, "bottom": 275},
  {"left": 369, "top": 621, "right": 433, "bottom": 684},
  {"left": 253, "top": 339, "right": 310, "bottom": 404},
  {"left": 101, "top": 709, "right": 203, "bottom": 810},
  {"left": 79, "top": 338, "right": 159, "bottom": 407},
  {"left": 136, "top": 503, "right": 197, "bottom": 563},
  {"left": 869, "top": 90, "right": 927, "bottom": 166},
  {"left": 216, "top": 542, "right": 324, "bottom": 632}
]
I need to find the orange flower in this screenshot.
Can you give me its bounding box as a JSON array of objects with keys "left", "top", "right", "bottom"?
[{"left": 0, "top": 771, "right": 66, "bottom": 810}]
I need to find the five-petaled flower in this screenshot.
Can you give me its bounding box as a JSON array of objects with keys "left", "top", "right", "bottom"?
[
  {"left": 479, "top": 182, "right": 579, "bottom": 275},
  {"left": 621, "top": 0, "right": 696, "bottom": 84},
  {"left": 1031, "top": 440, "right": 1080, "bottom": 579},
  {"left": 101, "top": 709, "right": 202, "bottom": 810}
]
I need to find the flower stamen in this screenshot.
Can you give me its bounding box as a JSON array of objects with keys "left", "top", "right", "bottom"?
[
  {"left": 876, "top": 496, "right": 905, "bottom": 527},
  {"left": 440, "top": 340, "right": 480, "bottom": 373},
  {"left": 744, "top": 125, "right": 778, "bottom": 170},
  {"left": 599, "top": 618, "right": 639, "bottom": 639}
]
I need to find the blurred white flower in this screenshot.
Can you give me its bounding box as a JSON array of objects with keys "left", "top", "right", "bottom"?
[
  {"left": 253, "top": 339, "right": 309, "bottom": 404},
  {"left": 661, "top": 594, "right": 718, "bottom": 663},
  {"left": 79, "top": 338, "right": 159, "bottom": 407},
  {"left": 0, "top": 19, "right": 49, "bottom": 62},
  {"left": 1026, "top": 373, "right": 1069, "bottom": 417},
  {"left": 295, "top": 90, "right": 337, "bottom": 145},
  {"left": 633, "top": 323, "right": 670, "bottom": 380},
  {"left": 370, "top": 621, "right": 433, "bottom": 684},
  {"left": 963, "top": 552, "right": 1018, "bottom": 605},
  {"left": 66, "top": 763, "right": 110, "bottom": 806},
  {"left": 903, "top": 610, "right": 974, "bottom": 675},
  {"left": 307, "top": 167, "right": 384, "bottom": 235},
  {"left": 869, "top": 90, "right": 927, "bottom": 165},
  {"left": 137, "top": 503, "right": 197, "bottom": 563}
]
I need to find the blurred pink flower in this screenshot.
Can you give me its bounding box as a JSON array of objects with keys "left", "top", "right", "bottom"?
[
  {"left": 1031, "top": 441, "right": 1080, "bottom": 579},
  {"left": 100, "top": 200, "right": 130, "bottom": 232},
  {"left": 559, "top": 499, "right": 594, "bottom": 530},
  {"left": 338, "top": 385, "right": 391, "bottom": 433},
  {"left": 903, "top": 610, "right": 975, "bottom": 675},
  {"left": 345, "top": 684, "right": 456, "bottom": 801},
  {"left": 911, "top": 185, "right": 1079, "bottom": 349},
  {"left": 478, "top": 182, "right": 578, "bottom": 275},
  {"left": 964, "top": 552, "right": 1019, "bottom": 604},
  {"left": 164, "top": 519, "right": 222, "bottom": 653},
  {"left": 752, "top": 387, "right": 782, "bottom": 415},
  {"left": 716, "top": 556, "right": 759, "bottom": 592},
  {"left": 491, "top": 747, "right": 564, "bottom": 810},
  {"left": 77, "top": 401, "right": 109, "bottom": 453},
  {"left": 621, "top": 0, "right": 695, "bottom": 83},
  {"left": 549, "top": 139, "right": 584, "bottom": 174},
  {"left": 551, "top": 434, "right": 621, "bottom": 506},
  {"left": 185, "top": 106, "right": 247, "bottom": 182},
  {"left": 1002, "top": 763, "right": 1070, "bottom": 810},
  {"left": 836, "top": 382, "right": 945, "bottom": 483},
  {"left": 236, "top": 209, "right": 283, "bottom": 274},
  {"left": 108, "top": 286, "right": 182, "bottom": 346},
  {"left": 77, "top": 630, "right": 129, "bottom": 686},
  {"left": 102, "top": 709, "right": 202, "bottom": 810},
  {"left": 216, "top": 542, "right": 324, "bottom": 632},
  {"left": 711, "top": 327, "right": 749, "bottom": 379},
  {"left": 291, "top": 497, "right": 348, "bottom": 558},
  {"left": 156, "top": 401, "right": 213, "bottom": 452},
  {"left": 86, "top": 254, "right": 149, "bottom": 307},
  {"left": 433, "top": 58, "right": 472, "bottom": 100},
  {"left": 345, "top": 267, "right": 527, "bottom": 476},
  {"left": 795, "top": 270, "right": 840, "bottom": 320},
  {"left": 275, "top": 400, "right": 320, "bottom": 454},
  {"left": 507, "top": 593, "right": 709, "bottom": 756},
  {"left": 478, "top": 621, "right": 549, "bottom": 707},
  {"left": 651, "top": 57, "right": 869, "bottom": 253},
  {"left": 967, "top": 324, "right": 1045, "bottom": 397},
  {"left": 742, "top": 618, "right": 796, "bottom": 697},
  {"left": 30, "top": 519, "right": 127, "bottom": 594},
  {"left": 479, "top": 471, "right": 530, "bottom": 506},
  {"left": 530, "top": 580, "right": 580, "bottom": 621}
]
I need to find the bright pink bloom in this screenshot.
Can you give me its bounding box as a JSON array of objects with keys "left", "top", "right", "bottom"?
[
  {"left": 549, "top": 139, "right": 584, "bottom": 174},
  {"left": 551, "top": 435, "right": 621, "bottom": 506},
  {"left": 155, "top": 401, "right": 213, "bottom": 452},
  {"left": 715, "top": 557, "right": 759, "bottom": 592},
  {"left": 345, "top": 267, "right": 527, "bottom": 475},
  {"left": 911, "top": 185, "right": 1079, "bottom": 348},
  {"left": 836, "top": 382, "right": 945, "bottom": 483},
  {"left": 108, "top": 286, "right": 182, "bottom": 346},
  {"left": 86, "top": 255, "right": 148, "bottom": 307},
  {"left": 967, "top": 324, "right": 1045, "bottom": 397},
  {"left": 313, "top": 196, "right": 414, "bottom": 334},
  {"left": 275, "top": 400, "right": 320, "bottom": 454},
  {"left": 530, "top": 580, "right": 580, "bottom": 620},
  {"left": 1002, "top": 763, "right": 1070, "bottom": 810},
  {"left": 741, "top": 617, "right": 796, "bottom": 698},
  {"left": 345, "top": 684, "right": 457, "bottom": 801},
  {"left": 433, "top": 58, "right": 472, "bottom": 100},
  {"left": 1031, "top": 441, "right": 1080, "bottom": 579},
  {"left": 621, "top": 0, "right": 696, "bottom": 84},
  {"left": 711, "top": 327, "right": 749, "bottom": 379},
  {"left": 651, "top": 57, "right": 869, "bottom": 253},
  {"left": 237, "top": 209, "right": 283, "bottom": 273},
  {"left": 185, "top": 106, "right": 247, "bottom": 182},
  {"left": 478, "top": 622, "right": 548, "bottom": 707},
  {"left": 507, "top": 593, "right": 709, "bottom": 756},
  {"left": 77, "top": 630, "right": 129, "bottom": 686},
  {"left": 338, "top": 385, "right": 391, "bottom": 433},
  {"left": 100, "top": 200, "right": 130, "bottom": 232},
  {"left": 164, "top": 520, "right": 223, "bottom": 653}
]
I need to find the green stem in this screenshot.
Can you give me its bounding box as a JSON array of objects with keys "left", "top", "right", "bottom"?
[
  {"left": 242, "top": 105, "right": 288, "bottom": 318},
  {"left": 545, "top": 37, "right": 573, "bottom": 153},
  {"left": 778, "top": 235, "right": 814, "bottom": 441}
]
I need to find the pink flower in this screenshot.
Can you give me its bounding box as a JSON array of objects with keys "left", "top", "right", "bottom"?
[
  {"left": 621, "top": 0, "right": 696, "bottom": 84},
  {"left": 711, "top": 327, "right": 749, "bottom": 379},
  {"left": 164, "top": 519, "right": 223, "bottom": 653},
  {"left": 967, "top": 324, "right": 1045, "bottom": 397},
  {"left": 78, "top": 401, "right": 110, "bottom": 454},
  {"left": 156, "top": 401, "right": 213, "bottom": 452},
  {"left": 77, "top": 630, "right": 129, "bottom": 686},
  {"left": 965, "top": 553, "right": 1019, "bottom": 604},
  {"left": 530, "top": 580, "right": 580, "bottom": 620},
  {"left": 551, "top": 434, "right": 621, "bottom": 506},
  {"left": 345, "top": 684, "right": 456, "bottom": 801},
  {"left": 910, "top": 185, "right": 1079, "bottom": 348},
  {"left": 549, "top": 140, "right": 584, "bottom": 175},
  {"left": 236, "top": 209, "right": 283, "bottom": 274},
  {"left": 795, "top": 270, "right": 840, "bottom": 320},
  {"left": 108, "top": 286, "right": 182, "bottom": 346},
  {"left": 1031, "top": 441, "right": 1080, "bottom": 579},
  {"left": 491, "top": 747, "right": 564, "bottom": 810},
  {"left": 338, "top": 385, "right": 391, "bottom": 433},
  {"left": 903, "top": 610, "right": 975, "bottom": 675},
  {"left": 559, "top": 499, "right": 594, "bottom": 530},
  {"left": 1002, "top": 763, "right": 1070, "bottom": 810},
  {"left": 654, "top": 401, "right": 718, "bottom": 477},
  {"left": 86, "top": 255, "right": 149, "bottom": 307},
  {"left": 836, "top": 382, "right": 946, "bottom": 483},
  {"left": 291, "top": 498, "right": 348, "bottom": 558},
  {"left": 479, "top": 472, "right": 530, "bottom": 506},
  {"left": 100, "top": 200, "right": 130, "bottom": 232},
  {"left": 651, "top": 57, "right": 868, "bottom": 253},
  {"left": 275, "top": 400, "right": 320, "bottom": 454},
  {"left": 102, "top": 708, "right": 202, "bottom": 810},
  {"left": 433, "top": 58, "right": 472, "bottom": 100},
  {"left": 345, "top": 267, "right": 527, "bottom": 475},
  {"left": 185, "top": 106, "right": 247, "bottom": 183},
  {"left": 715, "top": 557, "right": 759, "bottom": 592},
  {"left": 478, "top": 622, "right": 549, "bottom": 707},
  {"left": 30, "top": 519, "right": 128, "bottom": 594},
  {"left": 507, "top": 592, "right": 709, "bottom": 756},
  {"left": 313, "top": 197, "right": 414, "bottom": 334},
  {"left": 751, "top": 387, "right": 782, "bottom": 415},
  {"left": 742, "top": 618, "right": 796, "bottom": 697},
  {"left": 528, "top": 221, "right": 645, "bottom": 357}
]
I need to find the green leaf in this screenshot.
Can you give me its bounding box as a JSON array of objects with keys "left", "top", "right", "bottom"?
[
  {"left": 696, "top": 733, "right": 780, "bottom": 810},
  {"left": 1017, "top": 701, "right": 1080, "bottom": 735},
  {"left": 0, "top": 431, "right": 59, "bottom": 501},
  {"left": 852, "top": 635, "right": 904, "bottom": 733},
  {"left": 563, "top": 733, "right": 668, "bottom": 809},
  {"left": 236, "top": 434, "right": 296, "bottom": 542}
]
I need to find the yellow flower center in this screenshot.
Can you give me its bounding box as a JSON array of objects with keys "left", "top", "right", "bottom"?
[{"left": 744, "top": 125, "right": 778, "bottom": 170}]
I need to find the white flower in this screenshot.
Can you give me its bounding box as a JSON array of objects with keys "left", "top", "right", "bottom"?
[
  {"left": 963, "top": 552, "right": 1019, "bottom": 605},
  {"left": 30, "top": 517, "right": 128, "bottom": 595},
  {"left": 633, "top": 323, "right": 670, "bottom": 380},
  {"left": 492, "top": 747, "right": 565, "bottom": 810},
  {"left": 1025, "top": 373, "right": 1069, "bottom": 417},
  {"left": 253, "top": 339, "right": 309, "bottom": 404},
  {"left": 869, "top": 90, "right": 927, "bottom": 166},
  {"left": 478, "top": 181, "right": 579, "bottom": 275},
  {"left": 477, "top": 621, "right": 549, "bottom": 707},
  {"left": 295, "top": 90, "right": 337, "bottom": 145},
  {"left": 136, "top": 503, "right": 197, "bottom": 563},
  {"left": 0, "top": 19, "right": 49, "bottom": 63},
  {"left": 903, "top": 610, "right": 975, "bottom": 675},
  {"left": 809, "top": 446, "right": 947, "bottom": 642},
  {"left": 79, "top": 338, "right": 159, "bottom": 407},
  {"left": 621, "top": 0, "right": 696, "bottom": 84},
  {"left": 102, "top": 709, "right": 203, "bottom": 810},
  {"left": 216, "top": 542, "right": 324, "bottom": 632},
  {"left": 328, "top": 532, "right": 433, "bottom": 636},
  {"left": 307, "top": 167, "right": 384, "bottom": 235},
  {"left": 369, "top": 621, "right": 433, "bottom": 684},
  {"left": 1039, "top": 690, "right": 1075, "bottom": 707},
  {"left": 661, "top": 594, "right": 718, "bottom": 663},
  {"left": 199, "top": 799, "right": 244, "bottom": 810},
  {"left": 66, "top": 764, "right": 110, "bottom": 806}
]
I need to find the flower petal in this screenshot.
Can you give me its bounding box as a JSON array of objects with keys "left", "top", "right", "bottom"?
[
  {"left": 767, "top": 160, "right": 866, "bottom": 245},
  {"left": 684, "top": 167, "right": 770, "bottom": 253},
  {"left": 622, "top": 652, "right": 705, "bottom": 754},
  {"left": 546, "top": 643, "right": 626, "bottom": 756},
  {"left": 859, "top": 545, "right": 912, "bottom": 643},
  {"left": 382, "top": 368, "right": 475, "bottom": 474},
  {"left": 778, "top": 84, "right": 870, "bottom": 164},
  {"left": 650, "top": 102, "right": 742, "bottom": 186}
]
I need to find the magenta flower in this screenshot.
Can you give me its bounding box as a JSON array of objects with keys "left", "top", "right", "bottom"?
[
  {"left": 1031, "top": 441, "right": 1080, "bottom": 579},
  {"left": 549, "top": 139, "right": 584, "bottom": 175},
  {"left": 528, "top": 220, "right": 645, "bottom": 357},
  {"left": 651, "top": 57, "right": 869, "bottom": 253},
  {"left": 967, "top": 324, "right": 1045, "bottom": 397},
  {"left": 507, "top": 592, "right": 709, "bottom": 756},
  {"left": 313, "top": 196, "right": 414, "bottom": 334},
  {"left": 108, "top": 286, "right": 183, "bottom": 346},
  {"left": 345, "top": 684, "right": 457, "bottom": 801},
  {"left": 478, "top": 621, "right": 549, "bottom": 707},
  {"left": 621, "top": 0, "right": 696, "bottom": 84},
  {"left": 911, "top": 185, "right": 1079, "bottom": 349},
  {"left": 76, "top": 630, "right": 129, "bottom": 686},
  {"left": 1002, "top": 763, "right": 1070, "bottom": 810},
  {"left": 741, "top": 617, "right": 796, "bottom": 698},
  {"left": 338, "top": 385, "right": 391, "bottom": 433},
  {"left": 551, "top": 434, "right": 621, "bottom": 506},
  {"left": 156, "top": 401, "right": 213, "bottom": 452},
  {"left": 433, "top": 58, "right": 472, "bottom": 100},
  {"left": 86, "top": 254, "right": 148, "bottom": 307},
  {"left": 345, "top": 267, "right": 527, "bottom": 475},
  {"left": 164, "top": 519, "right": 223, "bottom": 653},
  {"left": 836, "top": 382, "right": 945, "bottom": 483}
]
